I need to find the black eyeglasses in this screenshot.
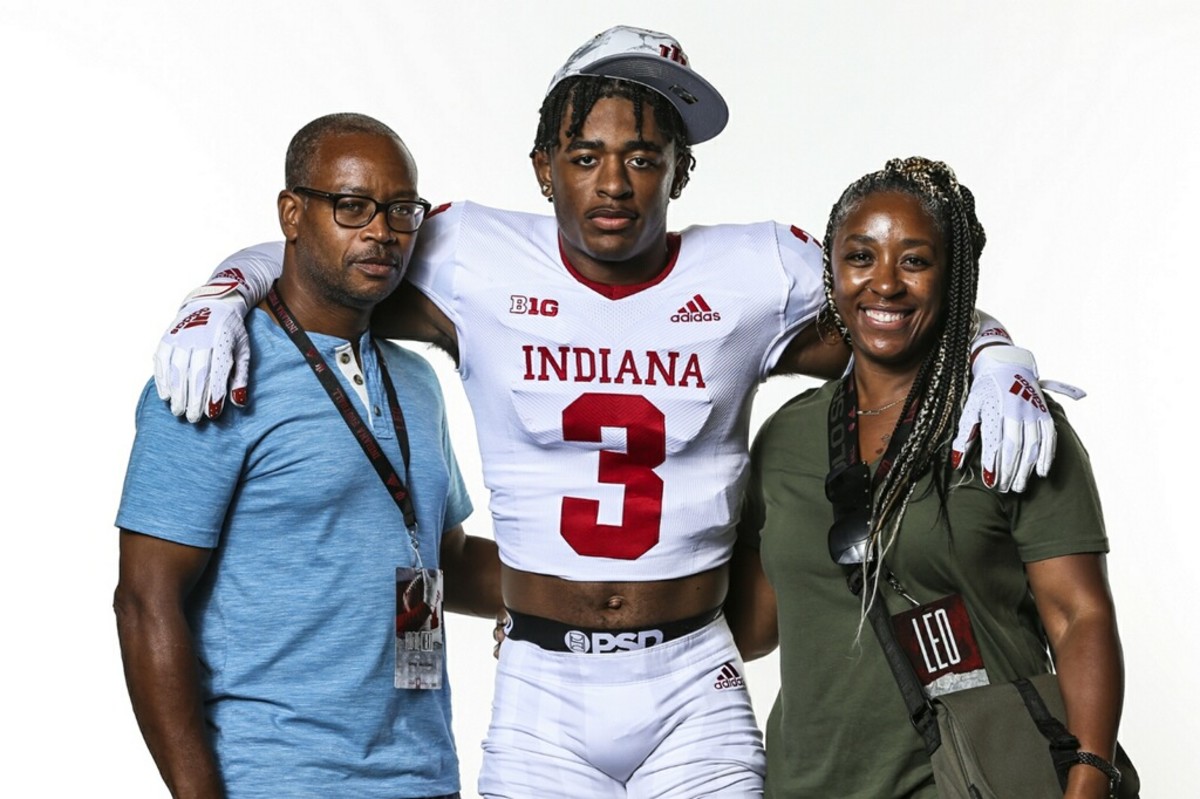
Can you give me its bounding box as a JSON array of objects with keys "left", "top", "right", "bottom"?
[
  {"left": 826, "top": 463, "right": 873, "bottom": 566},
  {"left": 292, "top": 187, "right": 432, "bottom": 233}
]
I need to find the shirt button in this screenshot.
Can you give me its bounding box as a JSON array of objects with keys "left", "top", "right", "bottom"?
[
  {"left": 339, "top": 353, "right": 351, "bottom": 364},
  {"left": 353, "top": 375, "right": 364, "bottom": 385},
  {"left": 373, "top": 405, "right": 382, "bottom": 416}
]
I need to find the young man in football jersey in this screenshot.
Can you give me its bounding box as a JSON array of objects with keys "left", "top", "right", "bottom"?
[{"left": 151, "top": 26, "right": 1056, "bottom": 797}]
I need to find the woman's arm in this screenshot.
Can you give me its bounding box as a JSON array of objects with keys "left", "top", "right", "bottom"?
[
  {"left": 1026, "top": 553, "right": 1123, "bottom": 799},
  {"left": 724, "top": 542, "right": 780, "bottom": 662},
  {"left": 769, "top": 321, "right": 850, "bottom": 379}
]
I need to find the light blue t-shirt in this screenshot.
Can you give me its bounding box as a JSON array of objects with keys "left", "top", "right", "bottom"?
[{"left": 116, "top": 309, "right": 472, "bottom": 798}]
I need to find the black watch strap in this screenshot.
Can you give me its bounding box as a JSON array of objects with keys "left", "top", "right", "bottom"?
[{"left": 1073, "top": 751, "right": 1122, "bottom": 796}]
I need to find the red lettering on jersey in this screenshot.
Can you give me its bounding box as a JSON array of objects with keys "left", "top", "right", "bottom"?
[
  {"left": 540, "top": 346, "right": 570, "bottom": 381},
  {"left": 561, "top": 393, "right": 665, "bottom": 559},
  {"left": 574, "top": 349, "right": 596, "bottom": 382},
  {"left": 643, "top": 351, "right": 677, "bottom": 386},
  {"left": 511, "top": 295, "right": 560, "bottom": 317},
  {"left": 508, "top": 293, "right": 559, "bottom": 316},
  {"left": 614, "top": 350, "right": 642, "bottom": 384},
  {"left": 679, "top": 353, "right": 706, "bottom": 388},
  {"left": 522, "top": 346, "right": 705, "bottom": 388}
]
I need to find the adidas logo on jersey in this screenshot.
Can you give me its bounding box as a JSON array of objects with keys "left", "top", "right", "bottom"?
[
  {"left": 713, "top": 662, "right": 745, "bottom": 690},
  {"left": 670, "top": 293, "right": 721, "bottom": 323},
  {"left": 564, "top": 628, "right": 664, "bottom": 653}
]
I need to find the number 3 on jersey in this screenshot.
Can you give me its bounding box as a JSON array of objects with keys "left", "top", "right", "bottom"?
[{"left": 560, "top": 393, "right": 665, "bottom": 559}]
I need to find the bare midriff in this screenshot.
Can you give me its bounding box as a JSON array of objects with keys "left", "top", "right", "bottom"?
[{"left": 501, "top": 563, "right": 728, "bottom": 628}]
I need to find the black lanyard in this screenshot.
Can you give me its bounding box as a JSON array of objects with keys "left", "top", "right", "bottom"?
[
  {"left": 825, "top": 374, "right": 921, "bottom": 571},
  {"left": 825, "top": 375, "right": 941, "bottom": 753},
  {"left": 266, "top": 284, "right": 420, "bottom": 541},
  {"left": 827, "top": 374, "right": 918, "bottom": 490}
]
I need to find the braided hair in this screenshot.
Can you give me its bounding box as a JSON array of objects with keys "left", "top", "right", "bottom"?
[
  {"left": 821, "top": 157, "right": 987, "bottom": 564},
  {"left": 530, "top": 76, "right": 696, "bottom": 193}
]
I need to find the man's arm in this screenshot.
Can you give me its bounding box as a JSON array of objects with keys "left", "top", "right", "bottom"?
[
  {"left": 775, "top": 307, "right": 1062, "bottom": 494},
  {"left": 769, "top": 320, "right": 851, "bottom": 379},
  {"left": 1026, "top": 553, "right": 1124, "bottom": 799},
  {"left": 154, "top": 244, "right": 283, "bottom": 422},
  {"left": 113, "top": 530, "right": 223, "bottom": 799},
  {"left": 439, "top": 524, "right": 503, "bottom": 618},
  {"left": 370, "top": 282, "right": 459, "bottom": 361},
  {"left": 156, "top": 246, "right": 463, "bottom": 421}
]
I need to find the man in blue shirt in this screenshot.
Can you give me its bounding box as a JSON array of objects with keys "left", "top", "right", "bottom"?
[{"left": 114, "top": 113, "right": 500, "bottom": 799}]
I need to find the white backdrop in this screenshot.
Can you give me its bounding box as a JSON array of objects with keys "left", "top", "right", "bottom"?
[{"left": 2, "top": 1, "right": 1193, "bottom": 795}]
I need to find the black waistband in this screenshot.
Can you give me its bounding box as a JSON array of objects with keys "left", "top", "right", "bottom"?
[{"left": 504, "top": 606, "right": 722, "bottom": 654}]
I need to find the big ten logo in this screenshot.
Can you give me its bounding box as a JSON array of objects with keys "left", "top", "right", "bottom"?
[
  {"left": 510, "top": 295, "right": 559, "bottom": 317},
  {"left": 658, "top": 44, "right": 688, "bottom": 66},
  {"left": 911, "top": 607, "right": 962, "bottom": 674}
]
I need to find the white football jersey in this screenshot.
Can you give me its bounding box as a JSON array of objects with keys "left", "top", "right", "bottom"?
[{"left": 408, "top": 201, "right": 824, "bottom": 581}]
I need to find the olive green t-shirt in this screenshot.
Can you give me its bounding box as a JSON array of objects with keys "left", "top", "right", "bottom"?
[{"left": 739, "top": 381, "right": 1109, "bottom": 798}]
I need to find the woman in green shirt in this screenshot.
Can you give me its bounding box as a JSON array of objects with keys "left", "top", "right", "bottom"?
[{"left": 727, "top": 157, "right": 1126, "bottom": 799}]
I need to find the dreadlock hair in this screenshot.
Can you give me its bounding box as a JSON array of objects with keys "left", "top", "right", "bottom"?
[
  {"left": 820, "top": 156, "right": 987, "bottom": 567},
  {"left": 530, "top": 76, "right": 696, "bottom": 194}
]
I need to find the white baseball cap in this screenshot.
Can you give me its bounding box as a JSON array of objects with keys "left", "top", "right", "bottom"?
[{"left": 546, "top": 25, "right": 729, "bottom": 144}]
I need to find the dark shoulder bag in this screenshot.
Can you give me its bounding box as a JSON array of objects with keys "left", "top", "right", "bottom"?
[
  {"left": 823, "top": 377, "right": 1138, "bottom": 798},
  {"left": 838, "top": 565, "right": 1139, "bottom": 799}
]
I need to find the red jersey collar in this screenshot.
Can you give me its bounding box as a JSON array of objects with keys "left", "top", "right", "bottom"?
[{"left": 557, "top": 233, "right": 682, "bottom": 299}]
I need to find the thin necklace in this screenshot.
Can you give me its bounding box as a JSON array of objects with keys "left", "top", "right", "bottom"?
[{"left": 856, "top": 396, "right": 905, "bottom": 417}]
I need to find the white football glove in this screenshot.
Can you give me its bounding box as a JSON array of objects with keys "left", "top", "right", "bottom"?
[
  {"left": 951, "top": 345, "right": 1054, "bottom": 494},
  {"left": 151, "top": 244, "right": 283, "bottom": 422},
  {"left": 154, "top": 294, "right": 250, "bottom": 422}
]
